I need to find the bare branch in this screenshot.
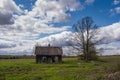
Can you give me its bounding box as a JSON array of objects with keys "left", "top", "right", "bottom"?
[{"left": 70, "top": 16, "right": 99, "bottom": 61}]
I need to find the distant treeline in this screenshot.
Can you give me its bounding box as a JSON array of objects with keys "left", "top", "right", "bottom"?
[
  {"left": 0, "top": 55, "right": 119, "bottom": 59},
  {"left": 0, "top": 55, "right": 77, "bottom": 59},
  {"left": 0, "top": 55, "right": 35, "bottom": 59}
]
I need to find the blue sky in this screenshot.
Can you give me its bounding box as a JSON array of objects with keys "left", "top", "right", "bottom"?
[
  {"left": 13, "top": 0, "right": 120, "bottom": 26},
  {"left": 0, "top": 0, "right": 120, "bottom": 55}
]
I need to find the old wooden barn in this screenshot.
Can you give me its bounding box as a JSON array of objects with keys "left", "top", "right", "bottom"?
[{"left": 34, "top": 44, "right": 63, "bottom": 63}]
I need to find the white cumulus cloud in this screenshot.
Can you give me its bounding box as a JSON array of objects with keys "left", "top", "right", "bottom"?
[
  {"left": 0, "top": 0, "right": 82, "bottom": 55},
  {"left": 0, "top": 0, "right": 119, "bottom": 56},
  {"left": 115, "top": 7, "right": 120, "bottom": 14},
  {"left": 0, "top": 0, "right": 22, "bottom": 25},
  {"left": 85, "top": 0, "right": 95, "bottom": 4},
  {"left": 113, "top": 0, "right": 120, "bottom": 5}
]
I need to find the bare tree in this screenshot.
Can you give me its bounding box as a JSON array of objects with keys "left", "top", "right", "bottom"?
[{"left": 72, "top": 16, "right": 99, "bottom": 61}]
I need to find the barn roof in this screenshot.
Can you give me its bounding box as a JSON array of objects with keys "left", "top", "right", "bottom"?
[{"left": 34, "top": 45, "right": 63, "bottom": 55}]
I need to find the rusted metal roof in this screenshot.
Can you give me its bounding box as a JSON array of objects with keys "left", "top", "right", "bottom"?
[{"left": 35, "top": 46, "right": 63, "bottom": 55}]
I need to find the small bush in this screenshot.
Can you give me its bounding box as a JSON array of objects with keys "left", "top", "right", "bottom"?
[
  {"left": 78, "top": 54, "right": 84, "bottom": 60},
  {"left": 78, "top": 53, "right": 98, "bottom": 61}
]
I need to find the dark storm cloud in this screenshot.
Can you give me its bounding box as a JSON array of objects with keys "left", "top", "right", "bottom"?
[
  {"left": 0, "top": 11, "right": 14, "bottom": 25},
  {"left": 0, "top": 43, "right": 16, "bottom": 49}
]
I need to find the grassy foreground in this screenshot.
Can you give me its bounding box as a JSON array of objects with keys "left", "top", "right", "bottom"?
[{"left": 0, "top": 56, "right": 120, "bottom": 80}]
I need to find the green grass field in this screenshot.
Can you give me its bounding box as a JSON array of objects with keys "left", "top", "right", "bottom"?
[{"left": 0, "top": 56, "right": 120, "bottom": 80}]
